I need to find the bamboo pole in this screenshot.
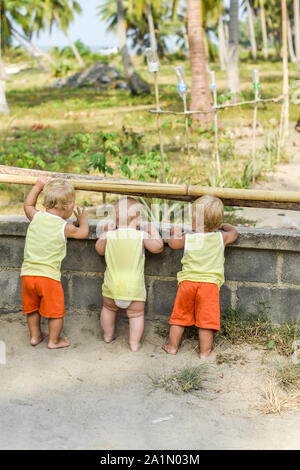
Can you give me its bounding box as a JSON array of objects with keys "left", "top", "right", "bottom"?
[
  {"left": 252, "top": 70, "right": 260, "bottom": 184},
  {"left": 154, "top": 71, "right": 167, "bottom": 184},
  {"left": 2, "top": 171, "right": 300, "bottom": 210}
]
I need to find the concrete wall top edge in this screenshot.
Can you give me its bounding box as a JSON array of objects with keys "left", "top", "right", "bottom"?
[{"left": 1, "top": 216, "right": 300, "bottom": 251}]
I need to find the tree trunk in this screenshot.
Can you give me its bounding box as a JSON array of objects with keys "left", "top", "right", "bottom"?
[
  {"left": 12, "top": 31, "right": 50, "bottom": 72},
  {"left": 181, "top": 23, "right": 189, "bottom": 55},
  {"left": 294, "top": 0, "right": 300, "bottom": 61},
  {"left": 226, "top": 0, "right": 240, "bottom": 101},
  {"left": 246, "top": 0, "right": 257, "bottom": 60},
  {"left": 187, "top": 0, "right": 212, "bottom": 126},
  {"left": 218, "top": 17, "right": 227, "bottom": 71},
  {"left": 259, "top": 0, "right": 269, "bottom": 59},
  {"left": 117, "top": 0, "right": 150, "bottom": 95},
  {"left": 282, "top": 0, "right": 289, "bottom": 138},
  {"left": 11, "top": 27, "right": 56, "bottom": 67},
  {"left": 287, "top": 15, "right": 297, "bottom": 63},
  {"left": 145, "top": 3, "right": 157, "bottom": 52},
  {"left": 53, "top": 10, "right": 84, "bottom": 67},
  {"left": 0, "top": 19, "right": 9, "bottom": 115}
]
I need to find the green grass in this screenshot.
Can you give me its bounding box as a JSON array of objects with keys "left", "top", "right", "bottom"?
[
  {"left": 155, "top": 308, "right": 300, "bottom": 357},
  {"left": 150, "top": 364, "right": 207, "bottom": 394},
  {"left": 1, "top": 51, "right": 300, "bottom": 213}
]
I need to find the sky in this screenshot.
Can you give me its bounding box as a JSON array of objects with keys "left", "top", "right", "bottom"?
[{"left": 32, "top": 0, "right": 118, "bottom": 49}]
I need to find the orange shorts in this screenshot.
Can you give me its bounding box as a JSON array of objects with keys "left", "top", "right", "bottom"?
[
  {"left": 22, "top": 276, "right": 65, "bottom": 319},
  {"left": 169, "top": 280, "right": 220, "bottom": 331}
]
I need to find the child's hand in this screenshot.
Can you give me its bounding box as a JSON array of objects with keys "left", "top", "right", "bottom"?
[
  {"left": 104, "top": 221, "right": 115, "bottom": 232},
  {"left": 74, "top": 206, "right": 88, "bottom": 225},
  {"left": 35, "top": 176, "right": 51, "bottom": 190}
]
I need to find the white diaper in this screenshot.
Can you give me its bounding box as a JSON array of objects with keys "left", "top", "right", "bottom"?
[{"left": 114, "top": 299, "right": 132, "bottom": 309}]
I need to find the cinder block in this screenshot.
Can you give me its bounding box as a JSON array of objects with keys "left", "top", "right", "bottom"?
[
  {"left": 282, "top": 252, "right": 300, "bottom": 285},
  {"left": 236, "top": 285, "right": 300, "bottom": 323},
  {"left": 220, "top": 284, "right": 232, "bottom": 312},
  {"left": 0, "top": 271, "right": 22, "bottom": 310},
  {"left": 151, "top": 279, "right": 178, "bottom": 317},
  {"left": 225, "top": 248, "right": 277, "bottom": 283},
  {"left": 70, "top": 274, "right": 103, "bottom": 310},
  {"left": 0, "top": 237, "right": 25, "bottom": 268},
  {"left": 145, "top": 246, "right": 182, "bottom": 277},
  {"left": 62, "top": 240, "right": 106, "bottom": 273}
]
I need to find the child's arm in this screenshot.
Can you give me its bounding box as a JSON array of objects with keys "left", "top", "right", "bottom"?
[
  {"left": 65, "top": 206, "right": 89, "bottom": 239},
  {"left": 24, "top": 177, "right": 51, "bottom": 221},
  {"left": 220, "top": 223, "right": 238, "bottom": 246},
  {"left": 143, "top": 223, "right": 164, "bottom": 254},
  {"left": 167, "top": 225, "right": 185, "bottom": 250},
  {"left": 95, "top": 221, "right": 115, "bottom": 256}
]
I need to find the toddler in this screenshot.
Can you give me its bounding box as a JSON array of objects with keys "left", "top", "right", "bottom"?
[
  {"left": 21, "top": 177, "right": 89, "bottom": 349},
  {"left": 95, "top": 197, "right": 164, "bottom": 351},
  {"left": 163, "top": 195, "right": 238, "bottom": 359}
]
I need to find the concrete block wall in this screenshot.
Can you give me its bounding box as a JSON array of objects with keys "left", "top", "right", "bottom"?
[{"left": 0, "top": 216, "right": 300, "bottom": 323}]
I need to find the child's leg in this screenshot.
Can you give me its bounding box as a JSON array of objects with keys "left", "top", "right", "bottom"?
[
  {"left": 101, "top": 297, "right": 119, "bottom": 343},
  {"left": 26, "top": 311, "right": 47, "bottom": 346},
  {"left": 198, "top": 328, "right": 216, "bottom": 359},
  {"left": 163, "top": 325, "right": 185, "bottom": 355},
  {"left": 48, "top": 318, "right": 70, "bottom": 349},
  {"left": 126, "top": 301, "right": 145, "bottom": 352}
]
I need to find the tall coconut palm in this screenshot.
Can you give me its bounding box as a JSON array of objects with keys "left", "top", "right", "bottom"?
[
  {"left": 258, "top": 0, "right": 269, "bottom": 59},
  {"left": 33, "top": 0, "right": 85, "bottom": 66},
  {"left": 128, "top": 0, "right": 162, "bottom": 52},
  {"left": 282, "top": 0, "right": 289, "bottom": 139},
  {"left": 218, "top": 16, "right": 227, "bottom": 71},
  {"left": 245, "top": 0, "right": 257, "bottom": 60},
  {"left": 116, "top": 0, "right": 150, "bottom": 94},
  {"left": 226, "top": 0, "right": 240, "bottom": 100},
  {"left": 0, "top": 2, "right": 9, "bottom": 115},
  {"left": 187, "top": 0, "right": 212, "bottom": 125},
  {"left": 294, "top": 0, "right": 300, "bottom": 61}
]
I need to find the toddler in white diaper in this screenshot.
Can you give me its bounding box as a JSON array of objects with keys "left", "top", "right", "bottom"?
[{"left": 95, "top": 197, "right": 164, "bottom": 352}]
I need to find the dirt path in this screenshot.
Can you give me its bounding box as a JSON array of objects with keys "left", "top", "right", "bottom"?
[
  {"left": 0, "top": 313, "right": 299, "bottom": 450},
  {"left": 235, "top": 127, "right": 300, "bottom": 229}
]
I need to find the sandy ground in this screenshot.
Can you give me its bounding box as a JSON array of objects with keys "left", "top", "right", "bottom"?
[
  {"left": 234, "top": 128, "right": 300, "bottom": 229},
  {"left": 0, "top": 312, "right": 299, "bottom": 450}
]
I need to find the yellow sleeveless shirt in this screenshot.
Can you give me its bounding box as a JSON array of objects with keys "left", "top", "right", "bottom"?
[
  {"left": 177, "top": 231, "right": 225, "bottom": 288},
  {"left": 21, "top": 211, "right": 67, "bottom": 282},
  {"left": 102, "top": 228, "right": 146, "bottom": 302}
]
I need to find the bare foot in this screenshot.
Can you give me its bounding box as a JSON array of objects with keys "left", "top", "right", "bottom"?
[
  {"left": 30, "top": 332, "right": 48, "bottom": 347},
  {"left": 200, "top": 350, "right": 217, "bottom": 361},
  {"left": 130, "top": 342, "right": 142, "bottom": 352},
  {"left": 162, "top": 344, "right": 177, "bottom": 355},
  {"left": 103, "top": 335, "right": 117, "bottom": 343},
  {"left": 48, "top": 337, "right": 70, "bottom": 349}
]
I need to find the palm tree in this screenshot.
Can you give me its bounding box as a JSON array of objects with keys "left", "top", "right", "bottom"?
[
  {"left": 294, "top": 0, "right": 300, "bottom": 61},
  {"left": 116, "top": 0, "right": 150, "bottom": 94},
  {"left": 34, "top": 0, "right": 85, "bottom": 66},
  {"left": 282, "top": 0, "right": 289, "bottom": 138},
  {"left": 0, "top": 2, "right": 9, "bottom": 115},
  {"left": 226, "top": 0, "right": 240, "bottom": 100},
  {"left": 245, "top": 0, "right": 257, "bottom": 60},
  {"left": 187, "top": 0, "right": 212, "bottom": 125},
  {"left": 258, "top": 0, "right": 269, "bottom": 59}
]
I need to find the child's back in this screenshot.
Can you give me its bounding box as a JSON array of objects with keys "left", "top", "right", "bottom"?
[
  {"left": 22, "top": 211, "right": 67, "bottom": 281},
  {"left": 103, "top": 228, "right": 146, "bottom": 302},
  {"left": 96, "top": 197, "right": 164, "bottom": 351},
  {"left": 178, "top": 231, "right": 224, "bottom": 288}
]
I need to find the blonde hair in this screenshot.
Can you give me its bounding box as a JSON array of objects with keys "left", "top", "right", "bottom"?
[
  {"left": 43, "top": 178, "right": 75, "bottom": 210},
  {"left": 115, "top": 197, "right": 143, "bottom": 227},
  {"left": 192, "top": 195, "right": 224, "bottom": 232}
]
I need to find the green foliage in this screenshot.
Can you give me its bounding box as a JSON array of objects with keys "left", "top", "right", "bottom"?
[{"left": 150, "top": 365, "right": 206, "bottom": 394}]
